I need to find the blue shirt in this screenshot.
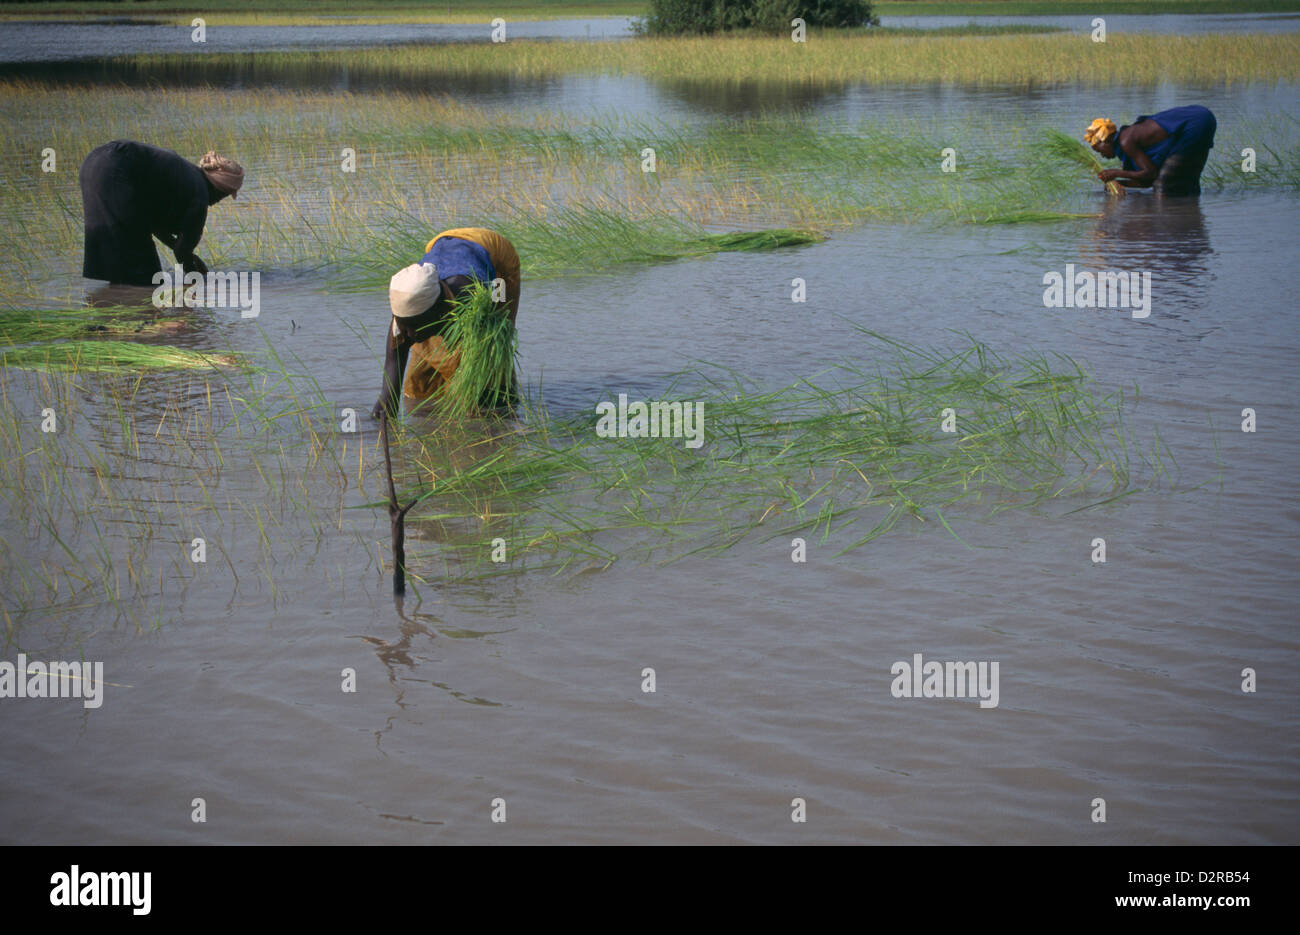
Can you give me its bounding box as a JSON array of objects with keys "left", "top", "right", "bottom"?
[
  {"left": 420, "top": 236, "right": 496, "bottom": 285},
  {"left": 1119, "top": 105, "right": 1217, "bottom": 172}
]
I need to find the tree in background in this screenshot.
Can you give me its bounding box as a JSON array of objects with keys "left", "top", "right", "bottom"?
[{"left": 637, "top": 0, "right": 879, "bottom": 35}]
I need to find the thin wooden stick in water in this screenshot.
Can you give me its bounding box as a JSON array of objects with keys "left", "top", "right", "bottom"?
[{"left": 380, "top": 411, "right": 416, "bottom": 595}]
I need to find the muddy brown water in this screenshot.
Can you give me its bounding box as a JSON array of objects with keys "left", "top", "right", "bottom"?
[
  {"left": 0, "top": 46, "right": 1297, "bottom": 843},
  {"left": 2, "top": 191, "right": 1296, "bottom": 844}
]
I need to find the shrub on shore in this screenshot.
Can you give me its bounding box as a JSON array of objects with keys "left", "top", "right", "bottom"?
[{"left": 637, "top": 0, "right": 878, "bottom": 35}]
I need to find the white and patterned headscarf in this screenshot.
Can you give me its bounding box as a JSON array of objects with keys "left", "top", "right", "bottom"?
[{"left": 389, "top": 263, "right": 441, "bottom": 321}]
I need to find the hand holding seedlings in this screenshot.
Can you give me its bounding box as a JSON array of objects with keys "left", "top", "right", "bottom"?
[
  {"left": 1040, "top": 126, "right": 1124, "bottom": 196},
  {"left": 376, "top": 228, "right": 520, "bottom": 420},
  {"left": 1082, "top": 107, "right": 1217, "bottom": 196}
]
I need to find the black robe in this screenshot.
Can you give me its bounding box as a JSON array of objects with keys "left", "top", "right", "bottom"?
[{"left": 78, "top": 140, "right": 210, "bottom": 286}]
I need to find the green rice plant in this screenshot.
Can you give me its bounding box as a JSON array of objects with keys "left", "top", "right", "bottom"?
[
  {"left": 1037, "top": 128, "right": 1124, "bottom": 196},
  {"left": 434, "top": 280, "right": 520, "bottom": 419},
  {"left": 0, "top": 340, "right": 241, "bottom": 373},
  {"left": 0, "top": 307, "right": 187, "bottom": 345},
  {"left": 379, "top": 333, "right": 1167, "bottom": 582},
  {"left": 693, "top": 229, "right": 823, "bottom": 252},
  {"left": 0, "top": 334, "right": 365, "bottom": 635},
  {"left": 334, "top": 208, "right": 826, "bottom": 292},
  {"left": 974, "top": 210, "right": 1101, "bottom": 224}
]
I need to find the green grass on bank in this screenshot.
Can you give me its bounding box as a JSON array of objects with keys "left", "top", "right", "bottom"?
[
  {"left": 874, "top": 0, "right": 1300, "bottom": 13},
  {"left": 0, "top": 0, "right": 644, "bottom": 25}
]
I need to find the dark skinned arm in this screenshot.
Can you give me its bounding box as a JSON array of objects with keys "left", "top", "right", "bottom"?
[
  {"left": 1099, "top": 120, "right": 1169, "bottom": 188},
  {"left": 371, "top": 282, "right": 469, "bottom": 419},
  {"left": 172, "top": 197, "right": 208, "bottom": 267},
  {"left": 156, "top": 232, "right": 207, "bottom": 275},
  {"left": 373, "top": 319, "right": 414, "bottom": 420}
]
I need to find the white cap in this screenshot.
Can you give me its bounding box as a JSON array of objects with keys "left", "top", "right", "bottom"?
[{"left": 389, "top": 262, "right": 440, "bottom": 318}]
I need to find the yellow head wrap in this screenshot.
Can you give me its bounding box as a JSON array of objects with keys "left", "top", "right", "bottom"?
[{"left": 1083, "top": 118, "right": 1117, "bottom": 147}]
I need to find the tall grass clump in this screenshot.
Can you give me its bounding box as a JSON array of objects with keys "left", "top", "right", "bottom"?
[
  {"left": 1037, "top": 129, "right": 1124, "bottom": 196},
  {"left": 92, "top": 33, "right": 1296, "bottom": 85}
]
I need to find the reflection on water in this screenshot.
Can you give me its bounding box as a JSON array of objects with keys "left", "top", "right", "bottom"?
[
  {"left": 655, "top": 78, "right": 851, "bottom": 115},
  {"left": 1076, "top": 195, "right": 1226, "bottom": 367},
  {"left": 84, "top": 281, "right": 155, "bottom": 308},
  {"left": 0, "top": 55, "right": 580, "bottom": 100},
  {"left": 1085, "top": 194, "right": 1213, "bottom": 282},
  {"left": 357, "top": 601, "right": 505, "bottom": 752}
]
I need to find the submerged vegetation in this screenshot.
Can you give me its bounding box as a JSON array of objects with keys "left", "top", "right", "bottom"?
[{"left": 0, "top": 326, "right": 1167, "bottom": 633}]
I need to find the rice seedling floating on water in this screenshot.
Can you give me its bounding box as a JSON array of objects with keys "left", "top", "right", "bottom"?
[
  {"left": 431, "top": 279, "right": 519, "bottom": 419},
  {"left": 690, "top": 229, "right": 824, "bottom": 254},
  {"left": 0, "top": 307, "right": 187, "bottom": 345},
  {"left": 1037, "top": 129, "right": 1124, "bottom": 196},
  {"left": 0, "top": 339, "right": 240, "bottom": 372}
]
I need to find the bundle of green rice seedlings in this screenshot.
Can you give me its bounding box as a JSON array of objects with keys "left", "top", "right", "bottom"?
[
  {"left": 436, "top": 279, "right": 518, "bottom": 418},
  {"left": 0, "top": 340, "right": 238, "bottom": 372},
  {"left": 0, "top": 307, "right": 185, "bottom": 345},
  {"left": 692, "top": 229, "right": 825, "bottom": 252},
  {"left": 1037, "top": 128, "right": 1124, "bottom": 196}
]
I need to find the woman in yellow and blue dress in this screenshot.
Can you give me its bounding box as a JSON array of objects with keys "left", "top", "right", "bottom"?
[{"left": 372, "top": 227, "right": 521, "bottom": 420}]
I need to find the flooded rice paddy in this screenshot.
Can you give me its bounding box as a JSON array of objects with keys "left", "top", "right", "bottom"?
[{"left": 0, "top": 18, "right": 1297, "bottom": 844}]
